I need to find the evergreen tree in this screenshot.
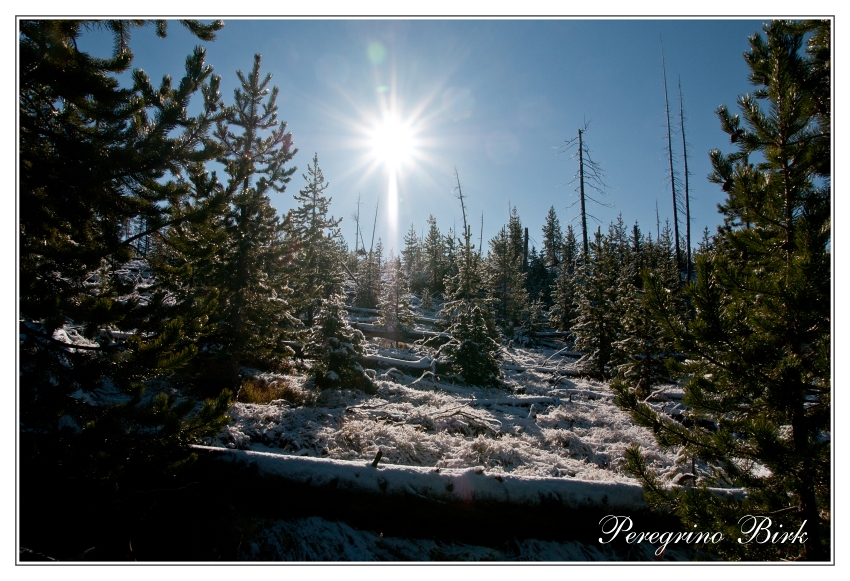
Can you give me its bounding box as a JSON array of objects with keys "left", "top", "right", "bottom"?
[
  {"left": 422, "top": 215, "right": 446, "bottom": 299},
  {"left": 378, "top": 252, "right": 416, "bottom": 333},
  {"left": 516, "top": 293, "right": 547, "bottom": 348},
  {"left": 435, "top": 170, "right": 501, "bottom": 385},
  {"left": 19, "top": 25, "right": 235, "bottom": 561},
  {"left": 653, "top": 220, "right": 685, "bottom": 294},
  {"left": 354, "top": 239, "right": 383, "bottom": 309},
  {"left": 562, "top": 223, "right": 580, "bottom": 271},
  {"left": 438, "top": 301, "right": 502, "bottom": 387},
  {"left": 402, "top": 223, "right": 427, "bottom": 294},
  {"left": 286, "top": 153, "right": 344, "bottom": 328},
  {"left": 549, "top": 224, "right": 579, "bottom": 335},
  {"left": 572, "top": 227, "right": 624, "bottom": 377},
  {"left": 484, "top": 225, "right": 529, "bottom": 337},
  {"left": 306, "top": 293, "right": 375, "bottom": 393},
  {"left": 19, "top": 19, "right": 234, "bottom": 477},
  {"left": 610, "top": 222, "right": 675, "bottom": 399},
  {"left": 614, "top": 21, "right": 830, "bottom": 561},
  {"left": 507, "top": 206, "right": 525, "bottom": 269},
  {"left": 442, "top": 226, "right": 459, "bottom": 294},
  {"left": 207, "top": 54, "right": 299, "bottom": 370},
  {"left": 542, "top": 205, "right": 563, "bottom": 268},
  {"left": 524, "top": 246, "right": 551, "bottom": 305},
  {"left": 610, "top": 289, "right": 669, "bottom": 399},
  {"left": 629, "top": 222, "right": 646, "bottom": 286}
]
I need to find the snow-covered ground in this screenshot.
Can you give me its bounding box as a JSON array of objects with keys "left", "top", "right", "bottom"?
[
  {"left": 210, "top": 342, "right": 685, "bottom": 484},
  {"left": 241, "top": 515, "right": 696, "bottom": 561}
]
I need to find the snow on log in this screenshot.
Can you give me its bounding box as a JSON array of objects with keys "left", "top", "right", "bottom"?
[
  {"left": 191, "top": 445, "right": 652, "bottom": 511},
  {"left": 358, "top": 353, "right": 436, "bottom": 370},
  {"left": 449, "top": 396, "right": 561, "bottom": 407},
  {"left": 502, "top": 363, "right": 583, "bottom": 376},
  {"left": 345, "top": 306, "right": 441, "bottom": 327},
  {"left": 351, "top": 322, "right": 450, "bottom": 343}
]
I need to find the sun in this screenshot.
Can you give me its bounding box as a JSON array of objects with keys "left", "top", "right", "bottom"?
[{"left": 369, "top": 115, "right": 415, "bottom": 170}]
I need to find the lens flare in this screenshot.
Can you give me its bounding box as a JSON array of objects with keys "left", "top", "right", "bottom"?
[{"left": 370, "top": 115, "right": 414, "bottom": 171}]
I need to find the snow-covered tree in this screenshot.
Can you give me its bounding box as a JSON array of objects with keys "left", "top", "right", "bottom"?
[
  {"left": 542, "top": 205, "right": 563, "bottom": 268},
  {"left": 378, "top": 252, "right": 416, "bottom": 333},
  {"left": 572, "top": 228, "right": 624, "bottom": 377},
  {"left": 515, "top": 293, "right": 547, "bottom": 348},
  {"left": 354, "top": 239, "right": 383, "bottom": 310},
  {"left": 484, "top": 225, "right": 528, "bottom": 336},
  {"left": 402, "top": 223, "right": 427, "bottom": 294},
  {"left": 435, "top": 170, "right": 501, "bottom": 386},
  {"left": 208, "top": 54, "right": 300, "bottom": 369},
  {"left": 549, "top": 224, "right": 579, "bottom": 335},
  {"left": 286, "top": 153, "right": 345, "bottom": 328},
  {"left": 422, "top": 215, "right": 446, "bottom": 299},
  {"left": 306, "top": 293, "right": 375, "bottom": 393},
  {"left": 438, "top": 301, "right": 502, "bottom": 388}
]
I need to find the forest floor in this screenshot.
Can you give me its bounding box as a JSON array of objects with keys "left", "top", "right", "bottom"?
[{"left": 202, "top": 327, "right": 702, "bottom": 561}]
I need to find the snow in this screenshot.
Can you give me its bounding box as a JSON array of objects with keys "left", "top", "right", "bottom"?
[
  {"left": 241, "top": 515, "right": 697, "bottom": 561},
  {"left": 209, "top": 343, "right": 732, "bottom": 499},
  {"left": 193, "top": 444, "right": 649, "bottom": 510}
]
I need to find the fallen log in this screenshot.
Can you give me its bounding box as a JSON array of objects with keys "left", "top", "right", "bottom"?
[
  {"left": 351, "top": 322, "right": 450, "bottom": 344},
  {"left": 502, "top": 363, "right": 583, "bottom": 376},
  {"left": 358, "top": 353, "right": 437, "bottom": 370},
  {"left": 345, "top": 306, "right": 442, "bottom": 327}
]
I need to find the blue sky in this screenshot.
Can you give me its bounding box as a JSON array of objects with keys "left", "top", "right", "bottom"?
[{"left": 80, "top": 18, "right": 768, "bottom": 255}]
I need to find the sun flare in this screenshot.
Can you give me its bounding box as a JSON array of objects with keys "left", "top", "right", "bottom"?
[{"left": 370, "top": 115, "right": 415, "bottom": 170}]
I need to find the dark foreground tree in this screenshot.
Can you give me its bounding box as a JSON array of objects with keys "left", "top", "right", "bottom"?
[
  {"left": 19, "top": 20, "right": 235, "bottom": 560},
  {"left": 614, "top": 20, "right": 830, "bottom": 561},
  {"left": 19, "top": 19, "right": 232, "bottom": 477}
]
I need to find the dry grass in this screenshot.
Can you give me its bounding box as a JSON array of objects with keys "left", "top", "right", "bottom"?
[{"left": 237, "top": 377, "right": 312, "bottom": 406}]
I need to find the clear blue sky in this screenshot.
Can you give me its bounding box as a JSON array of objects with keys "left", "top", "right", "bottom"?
[{"left": 80, "top": 18, "right": 767, "bottom": 255}]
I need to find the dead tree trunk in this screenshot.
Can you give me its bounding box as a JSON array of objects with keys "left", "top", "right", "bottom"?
[{"left": 661, "top": 38, "right": 682, "bottom": 277}]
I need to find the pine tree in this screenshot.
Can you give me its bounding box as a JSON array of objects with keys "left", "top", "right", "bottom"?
[
  {"left": 435, "top": 169, "right": 501, "bottom": 386},
  {"left": 610, "top": 223, "right": 674, "bottom": 398},
  {"left": 306, "top": 294, "right": 375, "bottom": 393},
  {"left": 507, "top": 206, "right": 525, "bottom": 268},
  {"left": 422, "top": 215, "right": 446, "bottom": 300},
  {"left": 484, "top": 225, "right": 529, "bottom": 337},
  {"left": 207, "top": 53, "right": 299, "bottom": 371},
  {"left": 549, "top": 224, "right": 579, "bottom": 335},
  {"left": 354, "top": 239, "right": 383, "bottom": 309},
  {"left": 438, "top": 301, "right": 502, "bottom": 387},
  {"left": 402, "top": 223, "right": 427, "bottom": 294},
  {"left": 614, "top": 21, "right": 831, "bottom": 561},
  {"left": 286, "top": 153, "right": 344, "bottom": 328},
  {"left": 19, "top": 24, "right": 236, "bottom": 558},
  {"left": 542, "top": 205, "right": 562, "bottom": 268},
  {"left": 442, "top": 226, "right": 459, "bottom": 294},
  {"left": 516, "top": 293, "right": 547, "bottom": 348},
  {"left": 378, "top": 252, "right": 416, "bottom": 333},
  {"left": 572, "top": 227, "right": 623, "bottom": 378},
  {"left": 562, "top": 223, "right": 580, "bottom": 271},
  {"left": 524, "top": 246, "right": 551, "bottom": 305}
]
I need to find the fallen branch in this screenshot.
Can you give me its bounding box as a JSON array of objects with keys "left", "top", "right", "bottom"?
[
  {"left": 358, "top": 353, "right": 437, "bottom": 371},
  {"left": 544, "top": 345, "right": 583, "bottom": 365}
]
